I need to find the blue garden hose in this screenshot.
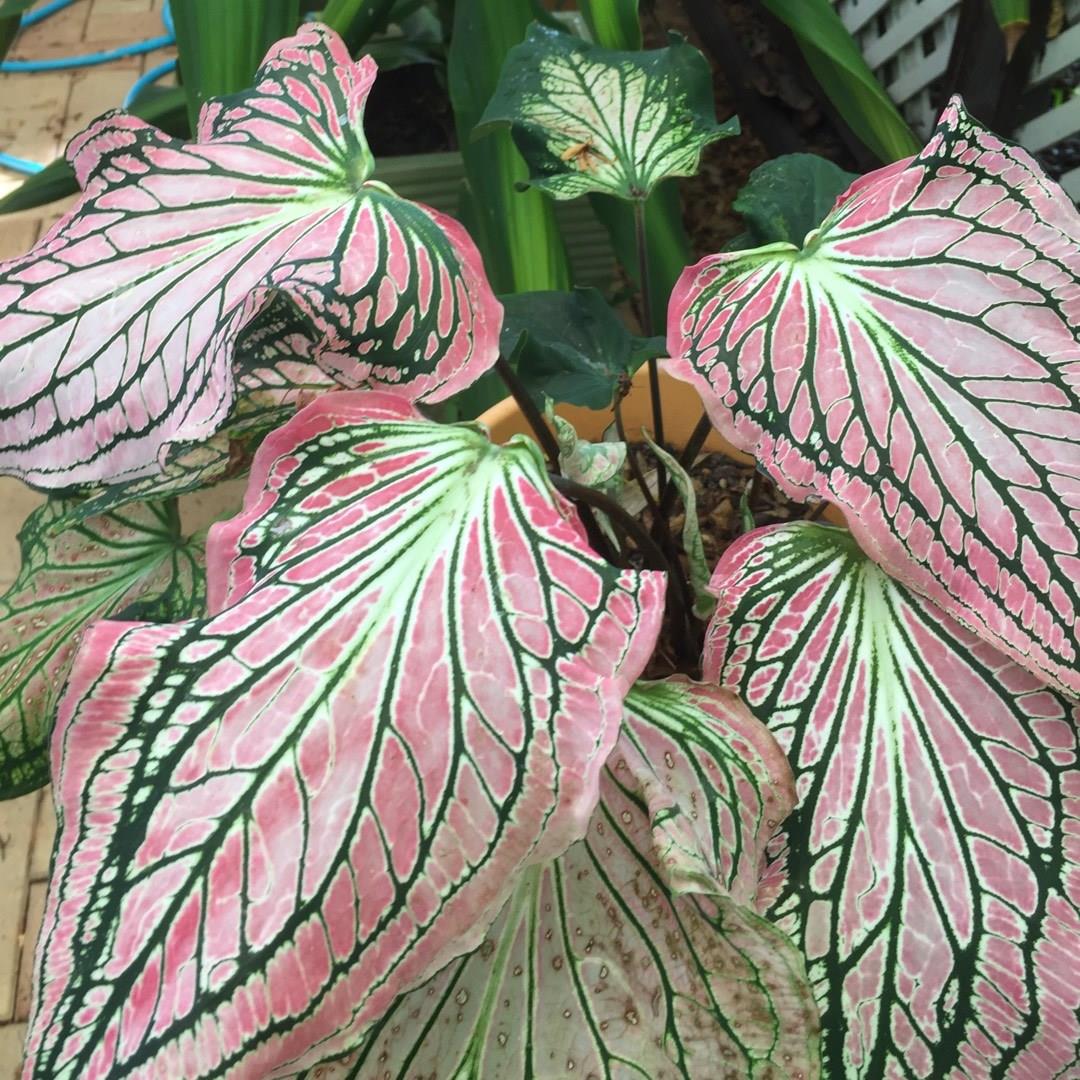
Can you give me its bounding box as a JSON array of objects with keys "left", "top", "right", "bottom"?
[
  {"left": 122, "top": 57, "right": 177, "bottom": 108},
  {"left": 0, "top": 0, "right": 176, "bottom": 174}
]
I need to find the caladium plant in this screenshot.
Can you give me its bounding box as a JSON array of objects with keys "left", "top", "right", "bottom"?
[{"left": 0, "top": 15, "right": 1077, "bottom": 1080}]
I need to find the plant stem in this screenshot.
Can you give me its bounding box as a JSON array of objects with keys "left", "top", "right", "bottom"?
[
  {"left": 492, "top": 355, "right": 618, "bottom": 564},
  {"left": 614, "top": 390, "right": 660, "bottom": 518},
  {"left": 494, "top": 354, "right": 561, "bottom": 470},
  {"left": 551, "top": 475, "right": 669, "bottom": 573},
  {"left": 656, "top": 409, "right": 713, "bottom": 521},
  {"left": 633, "top": 198, "right": 665, "bottom": 450},
  {"left": 550, "top": 475, "right": 700, "bottom": 668}
]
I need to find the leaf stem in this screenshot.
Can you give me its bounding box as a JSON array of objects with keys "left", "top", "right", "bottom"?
[
  {"left": 494, "top": 354, "right": 561, "bottom": 470},
  {"left": 614, "top": 389, "right": 660, "bottom": 519},
  {"left": 492, "top": 355, "right": 618, "bottom": 564},
  {"left": 551, "top": 474, "right": 700, "bottom": 669},
  {"left": 656, "top": 409, "right": 713, "bottom": 521},
  {"left": 633, "top": 198, "right": 666, "bottom": 454}
]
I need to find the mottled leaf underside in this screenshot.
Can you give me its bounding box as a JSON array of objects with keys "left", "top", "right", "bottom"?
[
  {"left": 668, "top": 99, "right": 1080, "bottom": 698},
  {"left": 24, "top": 392, "right": 663, "bottom": 1079},
  {"left": 301, "top": 680, "right": 820, "bottom": 1079},
  {"left": 0, "top": 24, "right": 500, "bottom": 490},
  {"left": 705, "top": 522, "right": 1080, "bottom": 1078}
]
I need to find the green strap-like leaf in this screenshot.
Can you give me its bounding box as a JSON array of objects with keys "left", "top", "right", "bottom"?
[
  {"left": 0, "top": 499, "right": 205, "bottom": 799},
  {"left": 302, "top": 679, "right": 820, "bottom": 1078},
  {"left": 580, "top": 0, "right": 642, "bottom": 50},
  {"left": 478, "top": 23, "right": 738, "bottom": 201},
  {"left": 760, "top": 0, "right": 920, "bottom": 164},
  {"left": 448, "top": 0, "right": 572, "bottom": 293}
]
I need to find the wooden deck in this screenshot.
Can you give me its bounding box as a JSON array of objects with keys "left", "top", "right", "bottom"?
[{"left": 0, "top": 2, "right": 176, "bottom": 1072}]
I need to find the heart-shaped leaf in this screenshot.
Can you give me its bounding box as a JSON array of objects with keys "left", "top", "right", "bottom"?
[
  {"left": 0, "top": 499, "right": 204, "bottom": 800},
  {"left": 667, "top": 98, "right": 1080, "bottom": 698},
  {"left": 298, "top": 679, "right": 820, "bottom": 1079},
  {"left": 478, "top": 24, "right": 738, "bottom": 201},
  {"left": 727, "top": 153, "right": 858, "bottom": 250},
  {"left": 23, "top": 392, "right": 664, "bottom": 1079},
  {"left": 0, "top": 23, "right": 501, "bottom": 491},
  {"left": 705, "top": 521, "right": 1080, "bottom": 1077},
  {"left": 501, "top": 286, "right": 664, "bottom": 410}
]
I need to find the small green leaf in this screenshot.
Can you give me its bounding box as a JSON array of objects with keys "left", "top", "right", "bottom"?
[
  {"left": 550, "top": 411, "right": 626, "bottom": 495},
  {"left": 478, "top": 23, "right": 738, "bottom": 201},
  {"left": 729, "top": 153, "right": 857, "bottom": 249},
  {"left": 500, "top": 286, "right": 663, "bottom": 408}
]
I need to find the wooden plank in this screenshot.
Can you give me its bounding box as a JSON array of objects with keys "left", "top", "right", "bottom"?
[
  {"left": 1060, "top": 166, "right": 1080, "bottom": 202},
  {"left": 1016, "top": 94, "right": 1080, "bottom": 153},
  {"left": 0, "top": 1024, "right": 26, "bottom": 1080},
  {"left": 1030, "top": 23, "right": 1080, "bottom": 85},
  {"left": 0, "top": 221, "right": 40, "bottom": 263},
  {"left": 861, "top": 0, "right": 954, "bottom": 69},
  {"left": 14, "top": 883, "right": 46, "bottom": 1024},
  {"left": 28, "top": 796, "right": 54, "bottom": 884},
  {"left": 834, "top": 0, "right": 895, "bottom": 36},
  {"left": 0, "top": 792, "right": 39, "bottom": 1023},
  {"left": 0, "top": 480, "right": 44, "bottom": 585}
]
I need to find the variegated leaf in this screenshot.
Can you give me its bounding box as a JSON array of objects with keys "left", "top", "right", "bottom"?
[
  {"left": 0, "top": 498, "right": 204, "bottom": 800},
  {"left": 232, "top": 291, "right": 337, "bottom": 413},
  {"left": 59, "top": 296, "right": 339, "bottom": 526},
  {"left": 705, "top": 521, "right": 1080, "bottom": 1078},
  {"left": 24, "top": 391, "right": 664, "bottom": 1079},
  {"left": 0, "top": 24, "right": 500, "bottom": 491},
  {"left": 642, "top": 430, "right": 714, "bottom": 620},
  {"left": 478, "top": 24, "right": 738, "bottom": 201},
  {"left": 666, "top": 98, "right": 1080, "bottom": 698},
  {"left": 298, "top": 679, "right": 820, "bottom": 1080}
]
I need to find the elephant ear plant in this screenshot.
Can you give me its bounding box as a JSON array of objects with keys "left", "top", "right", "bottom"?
[{"left": 0, "top": 21, "right": 1077, "bottom": 1080}]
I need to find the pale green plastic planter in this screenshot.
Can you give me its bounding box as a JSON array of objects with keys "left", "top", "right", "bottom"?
[{"left": 372, "top": 150, "right": 619, "bottom": 292}]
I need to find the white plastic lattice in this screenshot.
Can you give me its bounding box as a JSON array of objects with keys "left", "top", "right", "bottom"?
[{"left": 833, "top": 0, "right": 1080, "bottom": 198}]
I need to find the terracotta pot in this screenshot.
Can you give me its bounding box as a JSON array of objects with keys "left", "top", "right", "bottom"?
[
  {"left": 478, "top": 366, "right": 846, "bottom": 527},
  {"left": 478, "top": 366, "right": 752, "bottom": 461}
]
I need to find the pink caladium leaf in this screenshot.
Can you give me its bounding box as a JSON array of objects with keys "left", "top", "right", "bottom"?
[
  {"left": 298, "top": 679, "right": 820, "bottom": 1079},
  {"left": 704, "top": 521, "right": 1080, "bottom": 1078},
  {"left": 0, "top": 23, "right": 501, "bottom": 491},
  {"left": 667, "top": 97, "right": 1080, "bottom": 698},
  {"left": 0, "top": 498, "right": 204, "bottom": 800},
  {"left": 232, "top": 293, "right": 337, "bottom": 413},
  {"left": 23, "top": 391, "right": 664, "bottom": 1079},
  {"left": 53, "top": 296, "right": 339, "bottom": 527}
]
